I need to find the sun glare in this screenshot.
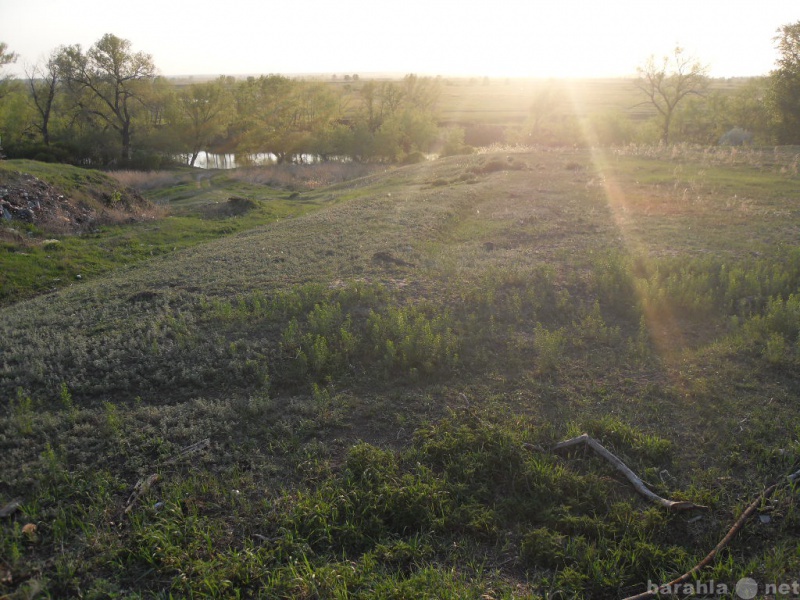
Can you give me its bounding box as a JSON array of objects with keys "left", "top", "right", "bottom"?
[{"left": 1, "top": 0, "right": 797, "bottom": 78}]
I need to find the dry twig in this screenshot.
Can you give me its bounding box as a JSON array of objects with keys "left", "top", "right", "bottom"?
[
  {"left": 622, "top": 481, "right": 781, "bottom": 600},
  {"left": 553, "top": 433, "right": 707, "bottom": 511},
  {"left": 124, "top": 474, "right": 160, "bottom": 514},
  {"left": 0, "top": 499, "right": 22, "bottom": 518},
  {"left": 162, "top": 438, "right": 211, "bottom": 465}
]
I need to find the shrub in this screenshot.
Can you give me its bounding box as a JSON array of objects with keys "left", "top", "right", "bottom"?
[{"left": 367, "top": 305, "right": 458, "bottom": 376}]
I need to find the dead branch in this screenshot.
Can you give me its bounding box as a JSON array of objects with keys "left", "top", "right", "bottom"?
[
  {"left": 0, "top": 499, "right": 22, "bottom": 518},
  {"left": 788, "top": 468, "right": 800, "bottom": 484},
  {"left": 162, "top": 438, "right": 210, "bottom": 465},
  {"left": 553, "top": 433, "right": 707, "bottom": 511},
  {"left": 622, "top": 482, "right": 781, "bottom": 600},
  {"left": 124, "top": 473, "right": 159, "bottom": 514}
]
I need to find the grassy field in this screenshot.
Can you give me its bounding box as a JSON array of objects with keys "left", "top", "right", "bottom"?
[
  {"left": 2, "top": 146, "right": 800, "bottom": 598},
  {"left": 0, "top": 162, "right": 382, "bottom": 305},
  {"left": 323, "top": 76, "right": 754, "bottom": 127}
]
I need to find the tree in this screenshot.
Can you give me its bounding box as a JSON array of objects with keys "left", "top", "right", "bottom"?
[
  {"left": 517, "top": 83, "right": 563, "bottom": 144},
  {"left": 58, "top": 34, "right": 156, "bottom": 161},
  {"left": 25, "top": 50, "right": 61, "bottom": 145},
  {"left": 769, "top": 21, "right": 800, "bottom": 144},
  {"left": 635, "top": 47, "right": 708, "bottom": 144},
  {"left": 234, "top": 75, "right": 301, "bottom": 163},
  {"left": 172, "top": 77, "right": 232, "bottom": 166},
  {"left": 0, "top": 42, "right": 18, "bottom": 99},
  {"left": 0, "top": 42, "right": 19, "bottom": 156}
]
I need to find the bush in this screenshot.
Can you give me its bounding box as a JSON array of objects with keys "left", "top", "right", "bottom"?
[
  {"left": 439, "top": 127, "right": 473, "bottom": 157},
  {"left": 402, "top": 151, "right": 427, "bottom": 164}
]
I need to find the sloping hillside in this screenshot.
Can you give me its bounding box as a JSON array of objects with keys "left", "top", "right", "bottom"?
[
  {"left": 0, "top": 160, "right": 155, "bottom": 233},
  {"left": 2, "top": 147, "right": 800, "bottom": 598}
]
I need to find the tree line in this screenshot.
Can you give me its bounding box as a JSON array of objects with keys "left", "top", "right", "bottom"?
[
  {"left": 0, "top": 25, "right": 799, "bottom": 169},
  {"left": 0, "top": 34, "right": 450, "bottom": 168}
]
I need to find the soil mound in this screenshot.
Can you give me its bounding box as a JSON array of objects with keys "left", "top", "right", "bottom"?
[{"left": 0, "top": 169, "right": 153, "bottom": 234}]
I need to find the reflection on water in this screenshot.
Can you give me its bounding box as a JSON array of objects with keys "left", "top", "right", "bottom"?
[{"left": 182, "top": 152, "right": 328, "bottom": 169}]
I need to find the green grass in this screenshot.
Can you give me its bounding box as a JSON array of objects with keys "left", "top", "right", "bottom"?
[
  {"left": 0, "top": 163, "right": 363, "bottom": 305},
  {"left": 0, "top": 160, "right": 137, "bottom": 207},
  {"left": 2, "top": 147, "right": 800, "bottom": 597}
]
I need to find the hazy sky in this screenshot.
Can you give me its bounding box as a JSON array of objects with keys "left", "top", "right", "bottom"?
[{"left": 1, "top": 0, "right": 797, "bottom": 78}]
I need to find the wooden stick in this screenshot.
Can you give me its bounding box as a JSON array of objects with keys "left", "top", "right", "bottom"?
[
  {"left": 0, "top": 499, "right": 22, "bottom": 518},
  {"left": 553, "top": 434, "right": 707, "bottom": 511},
  {"left": 162, "top": 438, "right": 210, "bottom": 465},
  {"left": 124, "top": 473, "right": 160, "bottom": 514},
  {"left": 622, "top": 482, "right": 780, "bottom": 600}
]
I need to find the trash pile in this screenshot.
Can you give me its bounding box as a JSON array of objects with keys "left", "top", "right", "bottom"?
[{"left": 0, "top": 172, "right": 94, "bottom": 232}]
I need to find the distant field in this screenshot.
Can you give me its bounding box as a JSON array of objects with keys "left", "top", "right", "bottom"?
[
  {"left": 436, "top": 78, "right": 643, "bottom": 124},
  {"left": 171, "top": 73, "right": 756, "bottom": 128},
  {"left": 2, "top": 146, "right": 799, "bottom": 598}
]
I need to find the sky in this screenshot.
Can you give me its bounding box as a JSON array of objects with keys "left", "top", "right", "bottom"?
[{"left": 1, "top": 0, "right": 798, "bottom": 79}]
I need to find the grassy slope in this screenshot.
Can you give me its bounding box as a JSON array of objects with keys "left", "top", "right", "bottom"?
[
  {"left": 2, "top": 147, "right": 800, "bottom": 598},
  {"left": 0, "top": 163, "right": 343, "bottom": 305}
]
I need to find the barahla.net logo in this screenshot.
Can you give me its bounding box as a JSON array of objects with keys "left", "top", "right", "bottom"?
[{"left": 647, "top": 577, "right": 800, "bottom": 598}]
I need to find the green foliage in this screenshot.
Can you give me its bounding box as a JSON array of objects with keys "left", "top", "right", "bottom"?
[
  {"left": 533, "top": 324, "right": 567, "bottom": 373},
  {"left": 438, "top": 126, "right": 473, "bottom": 157},
  {"left": 11, "top": 388, "right": 35, "bottom": 434},
  {"left": 367, "top": 305, "right": 459, "bottom": 376},
  {"left": 589, "top": 110, "right": 641, "bottom": 145},
  {"left": 739, "top": 294, "right": 800, "bottom": 367},
  {"left": 769, "top": 21, "right": 800, "bottom": 143},
  {"left": 281, "top": 302, "right": 356, "bottom": 379},
  {"left": 57, "top": 34, "right": 157, "bottom": 162}
]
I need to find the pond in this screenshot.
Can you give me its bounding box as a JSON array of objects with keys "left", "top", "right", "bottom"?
[{"left": 180, "top": 152, "right": 334, "bottom": 169}]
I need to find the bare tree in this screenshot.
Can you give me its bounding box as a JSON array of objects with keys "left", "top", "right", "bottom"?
[
  {"left": 636, "top": 47, "right": 708, "bottom": 144},
  {"left": 25, "top": 50, "right": 61, "bottom": 145}
]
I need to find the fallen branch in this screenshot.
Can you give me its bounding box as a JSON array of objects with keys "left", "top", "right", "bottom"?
[
  {"left": 0, "top": 499, "right": 22, "bottom": 518},
  {"left": 553, "top": 434, "right": 707, "bottom": 511},
  {"left": 788, "top": 468, "right": 800, "bottom": 485},
  {"left": 162, "top": 438, "right": 210, "bottom": 465},
  {"left": 122, "top": 440, "right": 210, "bottom": 515},
  {"left": 622, "top": 481, "right": 781, "bottom": 600},
  {"left": 124, "top": 474, "right": 159, "bottom": 514}
]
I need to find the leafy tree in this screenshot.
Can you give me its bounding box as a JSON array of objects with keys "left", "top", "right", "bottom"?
[
  {"left": 374, "top": 108, "right": 438, "bottom": 161},
  {"left": 769, "top": 21, "right": 800, "bottom": 143},
  {"left": 172, "top": 77, "right": 233, "bottom": 166},
  {"left": 439, "top": 126, "right": 472, "bottom": 157},
  {"left": 672, "top": 92, "right": 729, "bottom": 144},
  {"left": 515, "top": 83, "right": 564, "bottom": 144},
  {"left": 57, "top": 33, "right": 156, "bottom": 161},
  {"left": 359, "top": 81, "right": 406, "bottom": 133},
  {"left": 588, "top": 110, "right": 639, "bottom": 146},
  {"left": 348, "top": 76, "right": 441, "bottom": 161},
  {"left": 235, "top": 75, "right": 298, "bottom": 162},
  {"left": 0, "top": 42, "right": 20, "bottom": 156},
  {"left": 0, "top": 42, "right": 18, "bottom": 99},
  {"left": 234, "top": 76, "right": 342, "bottom": 163},
  {"left": 402, "top": 74, "right": 441, "bottom": 113},
  {"left": 635, "top": 47, "right": 708, "bottom": 144}
]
